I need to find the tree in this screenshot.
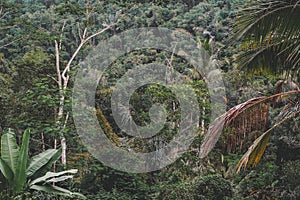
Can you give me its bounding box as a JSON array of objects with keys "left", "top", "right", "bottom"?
[
  {"left": 0, "top": 128, "right": 85, "bottom": 199},
  {"left": 53, "top": 2, "right": 118, "bottom": 166}
]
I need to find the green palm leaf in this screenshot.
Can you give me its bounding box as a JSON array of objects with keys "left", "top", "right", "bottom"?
[
  {"left": 234, "top": 0, "right": 300, "bottom": 79},
  {"left": 15, "top": 129, "right": 30, "bottom": 192},
  {"left": 0, "top": 129, "right": 19, "bottom": 176},
  {"left": 0, "top": 157, "right": 13, "bottom": 185},
  {"left": 28, "top": 148, "right": 62, "bottom": 180},
  {"left": 26, "top": 149, "right": 59, "bottom": 178},
  {"left": 29, "top": 169, "right": 78, "bottom": 186}
]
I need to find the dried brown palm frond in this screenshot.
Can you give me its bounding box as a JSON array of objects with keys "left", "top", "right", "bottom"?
[
  {"left": 199, "top": 90, "right": 300, "bottom": 162},
  {"left": 199, "top": 96, "right": 269, "bottom": 158},
  {"left": 236, "top": 107, "right": 300, "bottom": 173},
  {"left": 273, "top": 80, "right": 299, "bottom": 107},
  {"left": 277, "top": 96, "right": 300, "bottom": 121}
]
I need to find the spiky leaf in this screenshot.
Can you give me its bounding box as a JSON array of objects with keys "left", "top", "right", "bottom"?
[{"left": 236, "top": 131, "right": 270, "bottom": 173}]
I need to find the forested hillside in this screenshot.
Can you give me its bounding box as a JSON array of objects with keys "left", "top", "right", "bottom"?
[{"left": 0, "top": 0, "right": 299, "bottom": 199}]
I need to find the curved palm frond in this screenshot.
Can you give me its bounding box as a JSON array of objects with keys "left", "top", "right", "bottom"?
[
  {"left": 199, "top": 96, "right": 269, "bottom": 158},
  {"left": 234, "top": 0, "right": 300, "bottom": 79},
  {"left": 237, "top": 107, "right": 300, "bottom": 173},
  {"left": 199, "top": 90, "right": 300, "bottom": 162}
]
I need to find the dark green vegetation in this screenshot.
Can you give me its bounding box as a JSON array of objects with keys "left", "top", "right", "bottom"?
[
  {"left": 0, "top": 129, "right": 85, "bottom": 199},
  {"left": 0, "top": 0, "right": 299, "bottom": 199}
]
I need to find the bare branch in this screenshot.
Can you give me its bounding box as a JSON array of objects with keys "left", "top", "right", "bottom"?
[
  {"left": 84, "top": 23, "right": 115, "bottom": 42},
  {"left": 55, "top": 40, "right": 62, "bottom": 90},
  {"left": 63, "top": 112, "right": 69, "bottom": 131},
  {"left": 77, "top": 23, "right": 82, "bottom": 41},
  {"left": 47, "top": 74, "right": 58, "bottom": 84},
  {"left": 0, "top": 9, "right": 9, "bottom": 20},
  {"left": 59, "top": 21, "right": 67, "bottom": 50},
  {"left": 61, "top": 23, "right": 115, "bottom": 87},
  {"left": 82, "top": 27, "right": 87, "bottom": 40},
  {"left": 0, "top": 38, "right": 21, "bottom": 49},
  {"left": 166, "top": 43, "right": 177, "bottom": 68}
]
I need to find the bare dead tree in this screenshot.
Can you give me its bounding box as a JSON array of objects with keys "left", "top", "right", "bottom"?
[{"left": 54, "top": 22, "right": 116, "bottom": 166}]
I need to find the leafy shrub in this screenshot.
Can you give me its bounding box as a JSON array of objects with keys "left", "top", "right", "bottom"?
[
  {"left": 158, "top": 174, "right": 233, "bottom": 200},
  {"left": 193, "top": 174, "right": 233, "bottom": 200},
  {"left": 281, "top": 160, "right": 300, "bottom": 190},
  {"left": 157, "top": 181, "right": 195, "bottom": 200}
]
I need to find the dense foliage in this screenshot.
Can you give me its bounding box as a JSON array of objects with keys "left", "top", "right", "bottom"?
[{"left": 0, "top": 0, "right": 299, "bottom": 199}]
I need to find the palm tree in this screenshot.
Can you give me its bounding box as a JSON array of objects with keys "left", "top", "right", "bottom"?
[
  {"left": 234, "top": 0, "right": 300, "bottom": 80},
  {"left": 199, "top": 0, "right": 300, "bottom": 172}
]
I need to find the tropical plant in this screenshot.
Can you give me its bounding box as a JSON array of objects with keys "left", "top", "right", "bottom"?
[
  {"left": 0, "top": 128, "right": 85, "bottom": 199},
  {"left": 234, "top": 0, "right": 300, "bottom": 80},
  {"left": 200, "top": 85, "right": 299, "bottom": 172},
  {"left": 199, "top": 0, "right": 300, "bottom": 172}
]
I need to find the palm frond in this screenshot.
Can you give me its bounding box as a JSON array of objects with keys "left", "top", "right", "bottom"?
[
  {"left": 235, "top": 0, "right": 300, "bottom": 41},
  {"left": 200, "top": 97, "right": 269, "bottom": 158},
  {"left": 199, "top": 90, "right": 300, "bottom": 158},
  {"left": 233, "top": 0, "right": 300, "bottom": 79},
  {"left": 236, "top": 129, "right": 271, "bottom": 173},
  {"left": 236, "top": 107, "right": 300, "bottom": 173},
  {"left": 273, "top": 80, "right": 299, "bottom": 107}
]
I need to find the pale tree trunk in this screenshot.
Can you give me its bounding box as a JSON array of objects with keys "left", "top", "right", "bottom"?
[
  {"left": 201, "top": 98, "right": 206, "bottom": 136},
  {"left": 54, "top": 23, "right": 116, "bottom": 166}
]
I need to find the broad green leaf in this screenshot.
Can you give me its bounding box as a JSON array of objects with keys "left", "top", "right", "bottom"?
[
  {"left": 0, "top": 158, "right": 14, "bottom": 184},
  {"left": 29, "top": 148, "right": 62, "bottom": 180},
  {"left": 46, "top": 175, "right": 74, "bottom": 183},
  {"left": 30, "top": 184, "right": 86, "bottom": 199},
  {"left": 1, "top": 129, "right": 19, "bottom": 175},
  {"left": 15, "top": 129, "right": 30, "bottom": 192},
  {"left": 26, "top": 149, "right": 58, "bottom": 177},
  {"left": 29, "top": 169, "right": 78, "bottom": 186}
]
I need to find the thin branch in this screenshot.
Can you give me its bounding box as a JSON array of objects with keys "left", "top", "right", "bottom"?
[
  {"left": 61, "top": 23, "right": 115, "bottom": 86},
  {"left": 0, "top": 9, "right": 9, "bottom": 20},
  {"left": 63, "top": 112, "right": 69, "bottom": 131},
  {"left": 165, "top": 44, "right": 177, "bottom": 84},
  {"left": 84, "top": 23, "right": 115, "bottom": 42},
  {"left": 47, "top": 74, "right": 58, "bottom": 84},
  {"left": 59, "top": 21, "right": 67, "bottom": 50},
  {"left": 82, "top": 27, "right": 87, "bottom": 40},
  {"left": 0, "top": 38, "right": 21, "bottom": 49},
  {"left": 54, "top": 40, "right": 62, "bottom": 90}
]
